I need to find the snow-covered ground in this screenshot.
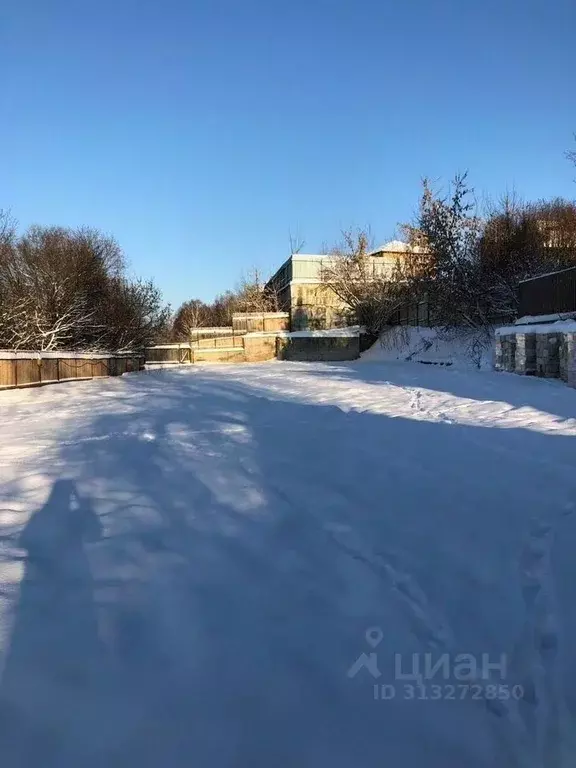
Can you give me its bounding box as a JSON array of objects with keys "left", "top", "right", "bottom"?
[
  {"left": 362, "top": 326, "right": 495, "bottom": 369},
  {"left": 0, "top": 360, "right": 575, "bottom": 767}
]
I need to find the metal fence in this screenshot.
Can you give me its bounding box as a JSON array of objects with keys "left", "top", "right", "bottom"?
[
  {"left": 519, "top": 267, "right": 576, "bottom": 317},
  {"left": 389, "top": 300, "right": 431, "bottom": 327}
]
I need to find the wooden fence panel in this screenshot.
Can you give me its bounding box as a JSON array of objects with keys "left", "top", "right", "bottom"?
[
  {"left": 58, "top": 359, "right": 75, "bottom": 379},
  {"left": 0, "top": 360, "right": 15, "bottom": 387},
  {"left": 114, "top": 358, "right": 127, "bottom": 376},
  {"left": 16, "top": 359, "right": 40, "bottom": 386},
  {"left": 232, "top": 313, "right": 290, "bottom": 333},
  {"left": 40, "top": 359, "right": 60, "bottom": 383},
  {"left": 0, "top": 353, "right": 143, "bottom": 390},
  {"left": 147, "top": 347, "right": 180, "bottom": 362},
  {"left": 92, "top": 359, "right": 108, "bottom": 377}
]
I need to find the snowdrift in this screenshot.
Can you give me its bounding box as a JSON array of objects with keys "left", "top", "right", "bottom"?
[{"left": 361, "top": 326, "right": 495, "bottom": 370}]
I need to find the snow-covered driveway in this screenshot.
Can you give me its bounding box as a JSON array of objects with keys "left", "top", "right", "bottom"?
[{"left": 0, "top": 360, "right": 575, "bottom": 767}]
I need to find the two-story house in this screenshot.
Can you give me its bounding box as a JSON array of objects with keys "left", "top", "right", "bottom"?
[{"left": 267, "top": 241, "right": 422, "bottom": 330}]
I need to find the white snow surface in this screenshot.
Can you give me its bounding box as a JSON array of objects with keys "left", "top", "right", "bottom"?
[
  {"left": 287, "top": 326, "right": 361, "bottom": 338},
  {"left": 0, "top": 361, "right": 576, "bottom": 766},
  {"left": 516, "top": 313, "right": 576, "bottom": 326},
  {"left": 362, "top": 326, "right": 495, "bottom": 370},
  {"left": 519, "top": 267, "right": 576, "bottom": 282},
  {"left": 497, "top": 320, "right": 576, "bottom": 336},
  {"left": 0, "top": 350, "right": 135, "bottom": 360}
]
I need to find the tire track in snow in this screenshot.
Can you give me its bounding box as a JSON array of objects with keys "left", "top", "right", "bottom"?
[
  {"left": 510, "top": 504, "right": 576, "bottom": 767},
  {"left": 326, "top": 524, "right": 453, "bottom": 650},
  {"left": 325, "top": 524, "right": 542, "bottom": 768}
]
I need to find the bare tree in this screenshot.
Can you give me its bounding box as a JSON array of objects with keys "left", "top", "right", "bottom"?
[
  {"left": 566, "top": 135, "right": 576, "bottom": 173},
  {"left": 404, "top": 176, "right": 576, "bottom": 335},
  {"left": 289, "top": 230, "right": 306, "bottom": 254},
  {"left": 321, "top": 228, "right": 408, "bottom": 334},
  {"left": 0, "top": 209, "right": 16, "bottom": 252},
  {"left": 172, "top": 299, "right": 211, "bottom": 339},
  {"left": 102, "top": 278, "right": 170, "bottom": 350},
  {"left": 478, "top": 194, "right": 576, "bottom": 321},
  {"left": 235, "top": 267, "right": 279, "bottom": 313},
  {"left": 0, "top": 222, "right": 169, "bottom": 351},
  {"left": 209, "top": 291, "right": 237, "bottom": 326}
]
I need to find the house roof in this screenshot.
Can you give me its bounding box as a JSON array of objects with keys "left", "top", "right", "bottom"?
[
  {"left": 290, "top": 253, "right": 330, "bottom": 261},
  {"left": 369, "top": 240, "right": 425, "bottom": 255}
]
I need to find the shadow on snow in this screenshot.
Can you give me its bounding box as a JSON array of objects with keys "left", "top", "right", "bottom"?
[{"left": 0, "top": 367, "right": 575, "bottom": 766}]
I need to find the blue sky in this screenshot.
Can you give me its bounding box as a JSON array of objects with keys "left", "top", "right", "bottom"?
[{"left": 2, "top": 0, "right": 576, "bottom": 308}]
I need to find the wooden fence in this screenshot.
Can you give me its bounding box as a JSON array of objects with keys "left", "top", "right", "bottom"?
[
  {"left": 146, "top": 337, "right": 246, "bottom": 364},
  {"left": 188, "top": 327, "right": 235, "bottom": 343},
  {"left": 519, "top": 267, "right": 576, "bottom": 317},
  {"left": 232, "top": 312, "right": 290, "bottom": 333},
  {"left": 0, "top": 352, "right": 144, "bottom": 390}
]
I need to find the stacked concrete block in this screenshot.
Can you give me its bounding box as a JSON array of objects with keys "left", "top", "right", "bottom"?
[
  {"left": 494, "top": 335, "right": 503, "bottom": 371},
  {"left": 559, "top": 332, "right": 576, "bottom": 388},
  {"left": 495, "top": 334, "right": 516, "bottom": 372},
  {"left": 535, "top": 333, "right": 561, "bottom": 378},
  {"left": 514, "top": 333, "right": 537, "bottom": 375}
]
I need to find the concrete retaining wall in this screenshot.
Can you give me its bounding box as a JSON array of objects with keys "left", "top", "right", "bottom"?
[
  {"left": 243, "top": 335, "right": 277, "bottom": 362},
  {"left": 276, "top": 336, "right": 360, "bottom": 362},
  {"left": 148, "top": 332, "right": 362, "bottom": 366}
]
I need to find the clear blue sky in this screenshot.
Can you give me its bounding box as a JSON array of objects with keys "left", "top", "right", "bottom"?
[{"left": 2, "top": 0, "right": 575, "bottom": 308}]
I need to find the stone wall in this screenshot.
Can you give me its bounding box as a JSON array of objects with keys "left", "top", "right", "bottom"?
[
  {"left": 495, "top": 334, "right": 516, "bottom": 372},
  {"left": 515, "top": 333, "right": 536, "bottom": 375},
  {"left": 535, "top": 333, "right": 561, "bottom": 378},
  {"left": 495, "top": 326, "right": 576, "bottom": 389},
  {"left": 559, "top": 332, "right": 576, "bottom": 388},
  {"left": 276, "top": 336, "right": 360, "bottom": 362}
]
